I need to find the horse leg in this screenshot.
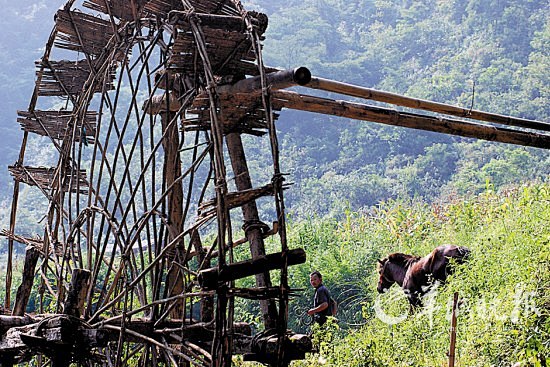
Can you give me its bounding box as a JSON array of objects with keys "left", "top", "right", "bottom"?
[{"left": 407, "top": 291, "right": 423, "bottom": 312}]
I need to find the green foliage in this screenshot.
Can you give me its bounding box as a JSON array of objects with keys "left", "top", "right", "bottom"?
[
  {"left": 276, "top": 182, "right": 550, "bottom": 366},
  {"left": 259, "top": 0, "right": 550, "bottom": 218}
]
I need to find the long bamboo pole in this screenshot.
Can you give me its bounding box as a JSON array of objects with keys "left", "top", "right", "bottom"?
[
  {"left": 274, "top": 91, "right": 550, "bottom": 149},
  {"left": 306, "top": 77, "right": 550, "bottom": 132}
]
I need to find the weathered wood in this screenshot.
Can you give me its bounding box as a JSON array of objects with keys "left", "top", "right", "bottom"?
[
  {"left": 142, "top": 93, "right": 182, "bottom": 115},
  {"left": 307, "top": 77, "right": 550, "bottom": 132},
  {"left": 242, "top": 332, "right": 312, "bottom": 364},
  {"left": 0, "top": 316, "right": 36, "bottom": 335},
  {"left": 8, "top": 166, "right": 89, "bottom": 194},
  {"left": 198, "top": 248, "right": 307, "bottom": 290},
  {"left": 63, "top": 269, "right": 91, "bottom": 317},
  {"left": 55, "top": 9, "right": 116, "bottom": 57},
  {"left": 190, "top": 230, "right": 214, "bottom": 323},
  {"left": 168, "top": 12, "right": 267, "bottom": 34},
  {"left": 168, "top": 11, "right": 269, "bottom": 76},
  {"left": 37, "top": 59, "right": 115, "bottom": 97},
  {"left": 274, "top": 91, "right": 550, "bottom": 149},
  {"left": 198, "top": 183, "right": 276, "bottom": 217},
  {"left": 217, "top": 67, "right": 311, "bottom": 95},
  {"left": 226, "top": 132, "right": 279, "bottom": 329},
  {"left": 17, "top": 110, "right": 97, "bottom": 143},
  {"left": 198, "top": 222, "right": 279, "bottom": 260},
  {"left": 11, "top": 247, "right": 40, "bottom": 317},
  {"left": 83, "top": 0, "right": 148, "bottom": 21},
  {"left": 160, "top": 108, "right": 185, "bottom": 318}
]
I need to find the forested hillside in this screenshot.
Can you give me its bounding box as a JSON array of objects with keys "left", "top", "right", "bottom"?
[
  {"left": 253, "top": 0, "right": 549, "bottom": 217},
  {"left": 0, "top": 0, "right": 548, "bottom": 222}
]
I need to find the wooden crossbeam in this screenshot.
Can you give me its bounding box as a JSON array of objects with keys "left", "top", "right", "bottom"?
[
  {"left": 198, "top": 184, "right": 285, "bottom": 218},
  {"left": 17, "top": 110, "right": 97, "bottom": 143},
  {"left": 198, "top": 248, "right": 307, "bottom": 290}
]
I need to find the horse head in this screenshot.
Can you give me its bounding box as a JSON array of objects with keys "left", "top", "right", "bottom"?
[{"left": 377, "top": 258, "right": 393, "bottom": 293}]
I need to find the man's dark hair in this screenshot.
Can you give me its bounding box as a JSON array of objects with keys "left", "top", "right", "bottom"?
[{"left": 310, "top": 271, "right": 322, "bottom": 279}]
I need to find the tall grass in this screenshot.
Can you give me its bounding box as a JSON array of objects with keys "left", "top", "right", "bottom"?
[{"left": 280, "top": 183, "right": 550, "bottom": 366}]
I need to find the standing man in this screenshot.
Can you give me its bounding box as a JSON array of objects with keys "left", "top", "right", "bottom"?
[{"left": 307, "top": 271, "right": 332, "bottom": 325}]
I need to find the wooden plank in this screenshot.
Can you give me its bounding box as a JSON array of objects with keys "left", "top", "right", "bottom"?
[
  {"left": 198, "top": 248, "right": 307, "bottom": 290},
  {"left": 275, "top": 91, "right": 550, "bottom": 149}
]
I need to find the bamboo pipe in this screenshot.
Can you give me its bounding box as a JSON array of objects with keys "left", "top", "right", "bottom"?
[
  {"left": 306, "top": 77, "right": 550, "bottom": 132},
  {"left": 274, "top": 91, "right": 550, "bottom": 149},
  {"left": 216, "top": 67, "right": 311, "bottom": 95}
]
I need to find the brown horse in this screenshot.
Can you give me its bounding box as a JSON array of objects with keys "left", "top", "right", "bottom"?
[{"left": 377, "top": 245, "right": 470, "bottom": 307}]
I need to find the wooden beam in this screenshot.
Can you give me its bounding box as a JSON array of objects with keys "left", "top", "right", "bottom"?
[
  {"left": 306, "top": 77, "right": 550, "bottom": 132},
  {"left": 274, "top": 91, "right": 550, "bottom": 149},
  {"left": 12, "top": 247, "right": 40, "bottom": 316},
  {"left": 198, "top": 248, "right": 306, "bottom": 290},
  {"left": 62, "top": 269, "right": 91, "bottom": 317},
  {"left": 226, "top": 133, "right": 279, "bottom": 329},
  {"left": 168, "top": 12, "right": 267, "bottom": 34}
]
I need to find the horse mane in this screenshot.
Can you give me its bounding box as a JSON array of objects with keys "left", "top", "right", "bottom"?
[{"left": 387, "top": 253, "right": 421, "bottom": 268}]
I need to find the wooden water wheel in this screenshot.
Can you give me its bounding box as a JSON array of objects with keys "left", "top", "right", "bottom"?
[{"left": 1, "top": 1, "right": 312, "bottom": 366}]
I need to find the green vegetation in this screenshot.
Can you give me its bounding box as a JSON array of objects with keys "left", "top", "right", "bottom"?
[{"left": 247, "top": 182, "right": 548, "bottom": 366}]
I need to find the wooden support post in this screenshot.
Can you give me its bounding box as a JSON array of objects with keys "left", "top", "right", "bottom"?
[
  {"left": 160, "top": 109, "right": 185, "bottom": 318},
  {"left": 198, "top": 249, "right": 306, "bottom": 290},
  {"left": 226, "top": 132, "right": 278, "bottom": 329},
  {"left": 190, "top": 230, "right": 214, "bottom": 323},
  {"left": 63, "top": 269, "right": 91, "bottom": 317},
  {"left": 449, "top": 292, "right": 459, "bottom": 367},
  {"left": 11, "top": 246, "right": 40, "bottom": 316}
]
